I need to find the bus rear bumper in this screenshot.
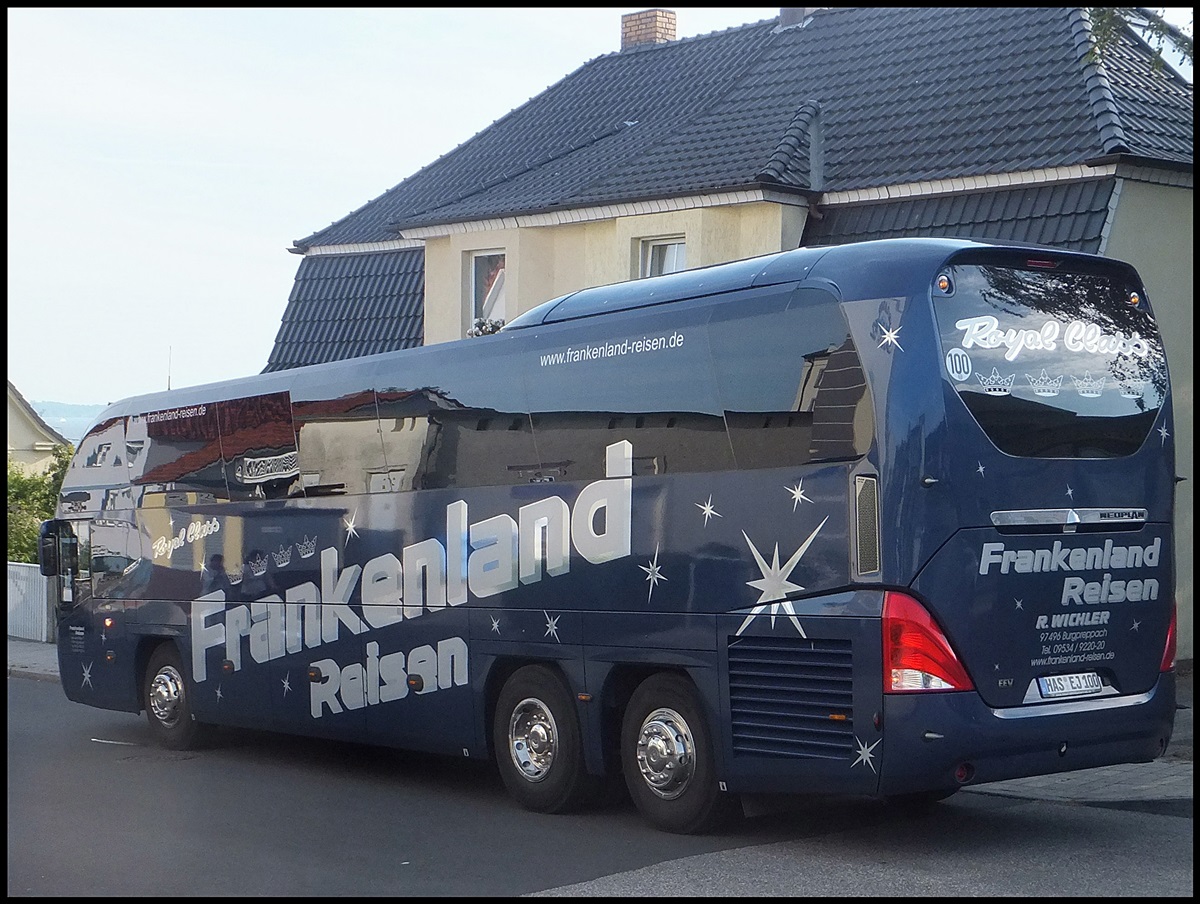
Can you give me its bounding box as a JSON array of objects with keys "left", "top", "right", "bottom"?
[{"left": 876, "top": 671, "right": 1177, "bottom": 796}]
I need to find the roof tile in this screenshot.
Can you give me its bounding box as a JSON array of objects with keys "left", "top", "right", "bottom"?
[{"left": 295, "top": 8, "right": 1189, "bottom": 248}]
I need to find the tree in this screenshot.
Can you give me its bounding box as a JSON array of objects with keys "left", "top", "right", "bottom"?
[
  {"left": 1088, "top": 7, "right": 1194, "bottom": 70},
  {"left": 7, "top": 445, "right": 71, "bottom": 563}
]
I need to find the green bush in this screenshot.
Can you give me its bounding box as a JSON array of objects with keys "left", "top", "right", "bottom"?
[{"left": 7, "top": 446, "right": 71, "bottom": 563}]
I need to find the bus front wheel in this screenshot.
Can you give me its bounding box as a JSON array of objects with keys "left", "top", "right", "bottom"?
[
  {"left": 143, "top": 644, "right": 207, "bottom": 750},
  {"left": 493, "top": 665, "right": 600, "bottom": 814},
  {"left": 620, "top": 673, "right": 738, "bottom": 834}
]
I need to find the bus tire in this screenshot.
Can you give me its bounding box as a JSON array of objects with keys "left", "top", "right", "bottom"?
[
  {"left": 143, "top": 644, "right": 207, "bottom": 751},
  {"left": 493, "top": 665, "right": 600, "bottom": 814},
  {"left": 621, "top": 673, "right": 738, "bottom": 835}
]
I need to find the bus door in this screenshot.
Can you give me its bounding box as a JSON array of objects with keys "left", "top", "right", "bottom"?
[{"left": 40, "top": 518, "right": 125, "bottom": 709}]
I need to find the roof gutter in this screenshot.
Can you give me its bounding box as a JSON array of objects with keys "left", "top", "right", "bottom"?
[{"left": 392, "top": 185, "right": 814, "bottom": 240}]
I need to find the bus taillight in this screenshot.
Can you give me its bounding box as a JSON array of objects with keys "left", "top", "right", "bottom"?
[
  {"left": 883, "top": 591, "right": 974, "bottom": 693},
  {"left": 1160, "top": 603, "right": 1177, "bottom": 672}
]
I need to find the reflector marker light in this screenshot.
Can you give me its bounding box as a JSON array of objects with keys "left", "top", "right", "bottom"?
[{"left": 1160, "top": 602, "right": 1177, "bottom": 672}]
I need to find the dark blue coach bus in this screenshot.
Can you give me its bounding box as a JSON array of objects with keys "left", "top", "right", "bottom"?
[{"left": 40, "top": 237, "right": 1177, "bottom": 833}]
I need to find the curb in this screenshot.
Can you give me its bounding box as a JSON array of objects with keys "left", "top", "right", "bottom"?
[{"left": 7, "top": 666, "right": 59, "bottom": 683}]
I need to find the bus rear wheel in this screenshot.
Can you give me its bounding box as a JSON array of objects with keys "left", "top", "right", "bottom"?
[
  {"left": 621, "top": 673, "right": 738, "bottom": 834},
  {"left": 493, "top": 665, "right": 600, "bottom": 814},
  {"left": 143, "top": 644, "right": 207, "bottom": 750}
]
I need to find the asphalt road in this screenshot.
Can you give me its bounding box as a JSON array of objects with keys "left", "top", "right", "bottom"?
[{"left": 8, "top": 675, "right": 1193, "bottom": 897}]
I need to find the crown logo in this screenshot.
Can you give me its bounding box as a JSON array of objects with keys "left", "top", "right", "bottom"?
[
  {"left": 1118, "top": 379, "right": 1147, "bottom": 399},
  {"left": 1071, "top": 372, "right": 1105, "bottom": 398},
  {"left": 248, "top": 554, "right": 268, "bottom": 577},
  {"left": 977, "top": 368, "right": 1015, "bottom": 395},
  {"left": 1025, "top": 369, "right": 1064, "bottom": 397},
  {"left": 272, "top": 544, "right": 293, "bottom": 568},
  {"left": 227, "top": 564, "right": 244, "bottom": 585},
  {"left": 297, "top": 535, "right": 317, "bottom": 559}
]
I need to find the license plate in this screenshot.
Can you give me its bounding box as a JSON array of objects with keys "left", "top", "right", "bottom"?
[{"left": 1038, "top": 672, "right": 1103, "bottom": 699}]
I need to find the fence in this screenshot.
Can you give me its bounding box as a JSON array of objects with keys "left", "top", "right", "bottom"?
[{"left": 7, "top": 562, "right": 52, "bottom": 642}]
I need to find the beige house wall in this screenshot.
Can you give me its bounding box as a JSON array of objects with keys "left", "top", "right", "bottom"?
[
  {"left": 421, "top": 201, "right": 808, "bottom": 344},
  {"left": 1105, "top": 179, "right": 1193, "bottom": 660},
  {"left": 7, "top": 388, "right": 63, "bottom": 474}
]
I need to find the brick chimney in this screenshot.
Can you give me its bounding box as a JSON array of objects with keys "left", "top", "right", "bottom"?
[
  {"left": 779, "top": 8, "right": 826, "bottom": 28},
  {"left": 621, "top": 9, "right": 677, "bottom": 51}
]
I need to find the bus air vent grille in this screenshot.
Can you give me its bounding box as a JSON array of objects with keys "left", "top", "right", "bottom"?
[{"left": 727, "top": 635, "right": 854, "bottom": 759}]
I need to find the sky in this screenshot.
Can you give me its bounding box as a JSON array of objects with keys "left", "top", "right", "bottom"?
[{"left": 7, "top": 7, "right": 1192, "bottom": 408}]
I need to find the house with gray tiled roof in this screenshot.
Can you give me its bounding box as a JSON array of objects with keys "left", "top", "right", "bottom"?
[
  {"left": 269, "top": 6, "right": 1191, "bottom": 370},
  {"left": 8, "top": 380, "right": 69, "bottom": 473},
  {"left": 268, "top": 7, "right": 1193, "bottom": 654}
]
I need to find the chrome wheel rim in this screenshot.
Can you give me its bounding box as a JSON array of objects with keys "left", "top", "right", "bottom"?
[
  {"left": 508, "top": 697, "right": 558, "bottom": 782},
  {"left": 635, "top": 707, "right": 695, "bottom": 800},
  {"left": 149, "top": 665, "right": 186, "bottom": 728}
]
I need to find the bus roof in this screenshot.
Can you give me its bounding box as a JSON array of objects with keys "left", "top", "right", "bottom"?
[
  {"left": 503, "top": 237, "right": 1098, "bottom": 329},
  {"left": 85, "top": 237, "right": 1131, "bottom": 429}
]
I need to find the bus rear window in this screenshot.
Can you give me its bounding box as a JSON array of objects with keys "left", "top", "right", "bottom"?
[{"left": 933, "top": 259, "right": 1167, "bottom": 458}]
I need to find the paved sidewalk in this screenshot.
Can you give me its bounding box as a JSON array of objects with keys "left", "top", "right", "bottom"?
[{"left": 8, "top": 637, "right": 1192, "bottom": 806}]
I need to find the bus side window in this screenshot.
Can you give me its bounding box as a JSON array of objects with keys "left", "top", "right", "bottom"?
[
  {"left": 523, "top": 304, "right": 733, "bottom": 482},
  {"left": 375, "top": 344, "right": 540, "bottom": 490},
  {"left": 90, "top": 517, "right": 143, "bottom": 598},
  {"left": 709, "top": 286, "right": 874, "bottom": 469},
  {"left": 219, "top": 392, "right": 302, "bottom": 501},
  {"left": 130, "top": 403, "right": 227, "bottom": 501},
  {"left": 290, "top": 386, "right": 387, "bottom": 496},
  {"left": 58, "top": 418, "right": 127, "bottom": 516}
]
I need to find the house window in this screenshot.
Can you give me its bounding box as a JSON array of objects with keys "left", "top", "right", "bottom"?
[
  {"left": 640, "top": 237, "right": 686, "bottom": 278},
  {"left": 472, "top": 252, "right": 507, "bottom": 325}
]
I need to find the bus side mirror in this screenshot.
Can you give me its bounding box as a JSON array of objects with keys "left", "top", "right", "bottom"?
[{"left": 38, "top": 521, "right": 60, "bottom": 577}]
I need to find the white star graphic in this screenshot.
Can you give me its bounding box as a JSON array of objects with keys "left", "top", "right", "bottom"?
[
  {"left": 1131, "top": 619, "right": 1141, "bottom": 632},
  {"left": 543, "top": 611, "right": 561, "bottom": 642},
  {"left": 1014, "top": 599, "right": 1023, "bottom": 610},
  {"left": 1158, "top": 425, "right": 1170, "bottom": 445},
  {"left": 735, "top": 599, "right": 808, "bottom": 637},
  {"left": 852, "top": 736, "right": 880, "bottom": 772},
  {"left": 743, "top": 518, "right": 827, "bottom": 605},
  {"left": 695, "top": 495, "right": 722, "bottom": 526},
  {"left": 735, "top": 518, "right": 828, "bottom": 636},
  {"left": 281, "top": 673, "right": 292, "bottom": 696},
  {"left": 744, "top": 540, "right": 804, "bottom": 602},
  {"left": 215, "top": 685, "right": 224, "bottom": 703},
  {"left": 976, "top": 462, "right": 986, "bottom": 477},
  {"left": 639, "top": 545, "right": 668, "bottom": 603},
  {"left": 81, "top": 662, "right": 94, "bottom": 689},
  {"left": 343, "top": 510, "right": 359, "bottom": 540},
  {"left": 1065, "top": 485, "right": 1074, "bottom": 500},
  {"left": 786, "top": 480, "right": 813, "bottom": 510},
  {"left": 100, "top": 630, "right": 107, "bottom": 644},
  {"left": 877, "top": 324, "right": 903, "bottom": 351},
  {"left": 490, "top": 615, "right": 502, "bottom": 635}
]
